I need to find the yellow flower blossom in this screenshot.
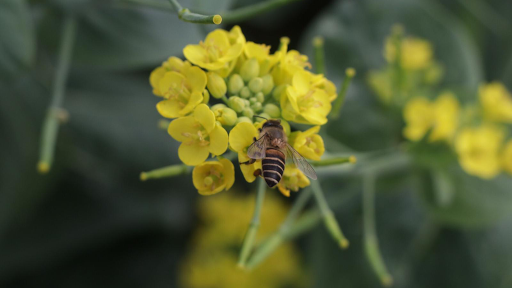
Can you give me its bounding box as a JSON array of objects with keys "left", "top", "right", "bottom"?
[
  {"left": 403, "top": 97, "right": 432, "bottom": 141},
  {"left": 192, "top": 159, "right": 234, "bottom": 195},
  {"left": 455, "top": 125, "right": 504, "bottom": 179},
  {"left": 282, "top": 70, "right": 331, "bottom": 125},
  {"left": 430, "top": 92, "right": 460, "bottom": 142},
  {"left": 150, "top": 56, "right": 192, "bottom": 97},
  {"left": 228, "top": 122, "right": 262, "bottom": 183},
  {"left": 277, "top": 165, "right": 310, "bottom": 197},
  {"left": 289, "top": 126, "right": 325, "bottom": 161},
  {"left": 168, "top": 104, "right": 228, "bottom": 166},
  {"left": 479, "top": 82, "right": 512, "bottom": 123},
  {"left": 272, "top": 39, "right": 312, "bottom": 86},
  {"left": 502, "top": 140, "right": 512, "bottom": 175},
  {"left": 183, "top": 26, "right": 246, "bottom": 71},
  {"left": 385, "top": 36, "right": 433, "bottom": 70},
  {"left": 156, "top": 66, "right": 207, "bottom": 118}
]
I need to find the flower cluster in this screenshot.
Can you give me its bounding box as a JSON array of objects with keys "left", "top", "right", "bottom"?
[
  {"left": 368, "top": 26, "right": 512, "bottom": 179},
  {"left": 150, "top": 26, "right": 335, "bottom": 196}
]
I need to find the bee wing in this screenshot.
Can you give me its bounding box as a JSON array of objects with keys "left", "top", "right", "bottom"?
[
  {"left": 285, "top": 143, "right": 318, "bottom": 180},
  {"left": 247, "top": 134, "right": 268, "bottom": 159}
]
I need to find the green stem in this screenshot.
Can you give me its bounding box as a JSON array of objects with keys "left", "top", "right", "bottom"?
[
  {"left": 221, "top": 95, "right": 230, "bottom": 106},
  {"left": 329, "top": 68, "right": 356, "bottom": 119},
  {"left": 246, "top": 187, "right": 313, "bottom": 269},
  {"left": 311, "top": 155, "right": 356, "bottom": 167},
  {"left": 311, "top": 180, "right": 349, "bottom": 248},
  {"left": 313, "top": 37, "right": 325, "bottom": 75},
  {"left": 167, "top": 0, "right": 222, "bottom": 24},
  {"left": 116, "top": 0, "right": 171, "bottom": 10},
  {"left": 363, "top": 173, "right": 393, "bottom": 287},
  {"left": 37, "top": 15, "right": 77, "bottom": 174},
  {"left": 140, "top": 164, "right": 190, "bottom": 181},
  {"left": 238, "top": 178, "right": 266, "bottom": 267},
  {"left": 221, "top": 0, "right": 301, "bottom": 24}
]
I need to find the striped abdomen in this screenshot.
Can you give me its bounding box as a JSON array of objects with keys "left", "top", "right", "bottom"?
[{"left": 262, "top": 148, "right": 285, "bottom": 188}]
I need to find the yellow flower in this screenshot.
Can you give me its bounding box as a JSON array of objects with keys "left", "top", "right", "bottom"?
[
  {"left": 277, "top": 165, "right": 310, "bottom": 197},
  {"left": 192, "top": 158, "right": 234, "bottom": 195},
  {"left": 289, "top": 126, "right": 325, "bottom": 161},
  {"left": 272, "top": 38, "right": 312, "bottom": 86},
  {"left": 149, "top": 56, "right": 192, "bottom": 97},
  {"left": 502, "top": 140, "right": 512, "bottom": 175},
  {"left": 479, "top": 82, "right": 512, "bottom": 123},
  {"left": 244, "top": 41, "right": 279, "bottom": 75},
  {"left": 385, "top": 36, "right": 433, "bottom": 70},
  {"left": 156, "top": 66, "right": 207, "bottom": 118},
  {"left": 403, "top": 97, "right": 432, "bottom": 141},
  {"left": 168, "top": 104, "right": 228, "bottom": 166},
  {"left": 430, "top": 92, "right": 460, "bottom": 142},
  {"left": 455, "top": 125, "right": 504, "bottom": 179},
  {"left": 183, "top": 26, "right": 246, "bottom": 71},
  {"left": 228, "top": 122, "right": 262, "bottom": 183},
  {"left": 282, "top": 70, "right": 331, "bottom": 125}
]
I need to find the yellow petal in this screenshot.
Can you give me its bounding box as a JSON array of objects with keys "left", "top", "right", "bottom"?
[
  {"left": 180, "top": 91, "right": 203, "bottom": 116},
  {"left": 158, "top": 71, "right": 186, "bottom": 98},
  {"left": 194, "top": 104, "right": 216, "bottom": 133},
  {"left": 178, "top": 143, "right": 209, "bottom": 166},
  {"left": 184, "top": 66, "right": 207, "bottom": 92},
  {"left": 183, "top": 45, "right": 208, "bottom": 67},
  {"left": 238, "top": 153, "right": 261, "bottom": 183},
  {"left": 292, "top": 70, "right": 311, "bottom": 95},
  {"left": 220, "top": 43, "right": 244, "bottom": 63},
  {"left": 284, "top": 87, "right": 300, "bottom": 113},
  {"left": 277, "top": 184, "right": 291, "bottom": 197},
  {"left": 149, "top": 67, "right": 166, "bottom": 96},
  {"left": 208, "top": 124, "right": 228, "bottom": 155},
  {"left": 220, "top": 158, "right": 235, "bottom": 190},
  {"left": 205, "top": 29, "right": 230, "bottom": 51},
  {"left": 168, "top": 116, "right": 197, "bottom": 142},
  {"left": 229, "top": 122, "right": 258, "bottom": 152},
  {"left": 156, "top": 99, "right": 181, "bottom": 119}
]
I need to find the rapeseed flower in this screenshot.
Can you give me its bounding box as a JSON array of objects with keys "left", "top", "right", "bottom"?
[
  {"left": 385, "top": 36, "right": 433, "bottom": 71},
  {"left": 228, "top": 122, "right": 262, "bottom": 183},
  {"left": 277, "top": 165, "right": 311, "bottom": 197},
  {"left": 479, "top": 82, "right": 512, "bottom": 123},
  {"left": 192, "top": 159, "right": 234, "bottom": 195},
  {"left": 289, "top": 126, "right": 325, "bottom": 161}
]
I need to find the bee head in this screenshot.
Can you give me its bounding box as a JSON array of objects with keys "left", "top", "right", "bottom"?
[{"left": 262, "top": 119, "right": 282, "bottom": 130}]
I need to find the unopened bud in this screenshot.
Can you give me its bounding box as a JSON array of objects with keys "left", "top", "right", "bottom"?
[
  {"left": 256, "top": 113, "right": 270, "bottom": 122},
  {"left": 261, "top": 74, "right": 274, "bottom": 95},
  {"left": 251, "top": 102, "right": 262, "bottom": 112},
  {"left": 207, "top": 72, "right": 227, "bottom": 99},
  {"left": 240, "top": 58, "right": 260, "bottom": 82},
  {"left": 248, "top": 77, "right": 263, "bottom": 93},
  {"left": 240, "top": 86, "right": 252, "bottom": 99},
  {"left": 242, "top": 107, "right": 254, "bottom": 118},
  {"left": 272, "top": 84, "right": 287, "bottom": 101},
  {"left": 236, "top": 116, "right": 252, "bottom": 124},
  {"left": 249, "top": 97, "right": 258, "bottom": 105},
  {"left": 218, "top": 107, "right": 237, "bottom": 126},
  {"left": 255, "top": 92, "right": 265, "bottom": 103},
  {"left": 229, "top": 96, "right": 246, "bottom": 112},
  {"left": 264, "top": 104, "right": 280, "bottom": 118},
  {"left": 202, "top": 89, "right": 210, "bottom": 103},
  {"left": 228, "top": 74, "right": 244, "bottom": 95}
]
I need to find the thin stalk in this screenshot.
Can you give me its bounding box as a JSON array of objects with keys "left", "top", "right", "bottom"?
[
  {"left": 313, "top": 37, "right": 325, "bottom": 75},
  {"left": 238, "top": 178, "right": 266, "bottom": 268},
  {"left": 221, "top": 0, "right": 301, "bottom": 24},
  {"left": 311, "top": 180, "right": 349, "bottom": 248},
  {"left": 140, "top": 164, "right": 190, "bottom": 181},
  {"left": 167, "top": 0, "right": 222, "bottom": 24},
  {"left": 363, "top": 173, "right": 393, "bottom": 287},
  {"left": 330, "top": 68, "right": 356, "bottom": 119},
  {"left": 311, "top": 155, "right": 356, "bottom": 167},
  {"left": 37, "top": 15, "right": 77, "bottom": 174}
]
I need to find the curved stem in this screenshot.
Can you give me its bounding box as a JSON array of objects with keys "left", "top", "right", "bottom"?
[
  {"left": 220, "top": 0, "right": 301, "bottom": 24},
  {"left": 167, "top": 0, "right": 222, "bottom": 24},
  {"left": 330, "top": 68, "right": 356, "bottom": 119},
  {"left": 37, "top": 15, "right": 77, "bottom": 174},
  {"left": 238, "top": 178, "right": 266, "bottom": 267}
]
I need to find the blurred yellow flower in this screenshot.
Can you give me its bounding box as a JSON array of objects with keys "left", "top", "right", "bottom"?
[
  {"left": 282, "top": 70, "right": 331, "bottom": 125},
  {"left": 455, "top": 125, "right": 504, "bottom": 179},
  {"left": 184, "top": 26, "right": 246, "bottom": 71},
  {"left": 156, "top": 66, "right": 207, "bottom": 118},
  {"left": 289, "top": 126, "right": 325, "bottom": 161},
  {"left": 430, "top": 92, "right": 460, "bottom": 142},
  {"left": 502, "top": 140, "right": 512, "bottom": 175},
  {"left": 192, "top": 158, "right": 234, "bottom": 195},
  {"left": 277, "top": 165, "right": 310, "bottom": 197},
  {"left": 479, "top": 82, "right": 512, "bottom": 123},
  {"left": 228, "top": 122, "right": 262, "bottom": 183},
  {"left": 150, "top": 56, "right": 191, "bottom": 97},
  {"left": 403, "top": 97, "right": 432, "bottom": 141},
  {"left": 168, "top": 104, "right": 228, "bottom": 166},
  {"left": 385, "top": 36, "right": 433, "bottom": 70}
]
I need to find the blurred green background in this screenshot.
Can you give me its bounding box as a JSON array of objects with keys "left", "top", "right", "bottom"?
[{"left": 1, "top": 0, "right": 512, "bottom": 287}]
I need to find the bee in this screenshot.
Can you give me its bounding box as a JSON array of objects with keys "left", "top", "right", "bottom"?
[{"left": 241, "top": 117, "right": 317, "bottom": 188}]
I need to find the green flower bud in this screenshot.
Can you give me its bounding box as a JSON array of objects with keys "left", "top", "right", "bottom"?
[
  {"left": 251, "top": 102, "right": 262, "bottom": 112},
  {"left": 263, "top": 103, "right": 280, "bottom": 118},
  {"left": 217, "top": 107, "right": 238, "bottom": 126},
  {"left": 229, "top": 96, "right": 246, "bottom": 112},
  {"left": 228, "top": 74, "right": 244, "bottom": 95},
  {"left": 255, "top": 113, "right": 271, "bottom": 122},
  {"left": 240, "top": 58, "right": 260, "bottom": 82},
  {"left": 255, "top": 92, "right": 265, "bottom": 103},
  {"left": 240, "top": 86, "right": 252, "bottom": 99},
  {"left": 248, "top": 77, "right": 263, "bottom": 93},
  {"left": 207, "top": 72, "right": 227, "bottom": 99},
  {"left": 202, "top": 89, "right": 210, "bottom": 104},
  {"left": 262, "top": 74, "right": 274, "bottom": 95},
  {"left": 236, "top": 116, "right": 252, "bottom": 125},
  {"left": 242, "top": 107, "right": 254, "bottom": 118},
  {"left": 249, "top": 97, "right": 258, "bottom": 105},
  {"left": 244, "top": 99, "right": 251, "bottom": 106},
  {"left": 272, "top": 84, "right": 287, "bottom": 101}
]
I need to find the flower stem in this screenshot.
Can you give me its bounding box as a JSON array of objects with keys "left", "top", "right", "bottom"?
[
  {"left": 311, "top": 180, "right": 349, "bottom": 248},
  {"left": 238, "top": 178, "right": 266, "bottom": 268},
  {"left": 245, "top": 187, "right": 313, "bottom": 269},
  {"left": 140, "top": 164, "right": 190, "bottom": 181},
  {"left": 221, "top": 0, "right": 301, "bottom": 24},
  {"left": 313, "top": 37, "right": 325, "bottom": 75},
  {"left": 167, "top": 0, "right": 222, "bottom": 24},
  {"left": 311, "top": 155, "right": 356, "bottom": 167},
  {"left": 330, "top": 67, "right": 356, "bottom": 119},
  {"left": 363, "top": 173, "right": 393, "bottom": 287},
  {"left": 37, "top": 15, "right": 77, "bottom": 174}
]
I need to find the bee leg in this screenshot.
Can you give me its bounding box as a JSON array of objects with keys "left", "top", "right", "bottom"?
[
  {"left": 258, "top": 128, "right": 262, "bottom": 133},
  {"left": 253, "top": 169, "right": 262, "bottom": 177},
  {"left": 239, "top": 158, "right": 256, "bottom": 165},
  {"left": 253, "top": 137, "right": 257, "bottom": 142}
]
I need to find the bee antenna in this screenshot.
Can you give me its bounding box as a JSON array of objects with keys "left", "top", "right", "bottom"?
[{"left": 253, "top": 115, "right": 268, "bottom": 120}]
